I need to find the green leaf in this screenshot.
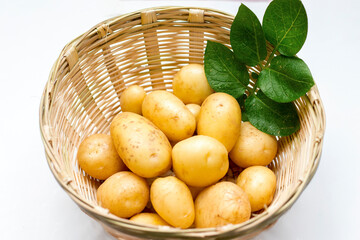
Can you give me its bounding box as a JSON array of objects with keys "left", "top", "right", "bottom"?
[
  {"left": 230, "top": 4, "right": 267, "bottom": 66},
  {"left": 263, "top": 0, "right": 308, "bottom": 56},
  {"left": 204, "top": 41, "right": 249, "bottom": 99},
  {"left": 258, "top": 55, "right": 314, "bottom": 103},
  {"left": 245, "top": 91, "right": 300, "bottom": 136}
]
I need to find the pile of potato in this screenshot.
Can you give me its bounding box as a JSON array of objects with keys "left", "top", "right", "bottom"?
[{"left": 77, "top": 64, "right": 278, "bottom": 229}]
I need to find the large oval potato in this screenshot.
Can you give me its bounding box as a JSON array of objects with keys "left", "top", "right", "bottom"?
[
  {"left": 110, "top": 112, "right": 172, "bottom": 178},
  {"left": 77, "top": 134, "right": 126, "bottom": 180},
  {"left": 172, "top": 64, "right": 214, "bottom": 105},
  {"left": 150, "top": 176, "right": 195, "bottom": 229},
  {"left": 197, "top": 92, "right": 242, "bottom": 152},
  {"left": 229, "top": 122, "right": 278, "bottom": 168},
  {"left": 142, "top": 90, "right": 196, "bottom": 142},
  {"left": 237, "top": 166, "right": 277, "bottom": 212},
  {"left": 97, "top": 171, "right": 149, "bottom": 218},
  {"left": 194, "top": 181, "right": 251, "bottom": 228},
  {"left": 172, "top": 135, "right": 229, "bottom": 187},
  {"left": 120, "top": 85, "right": 146, "bottom": 115}
]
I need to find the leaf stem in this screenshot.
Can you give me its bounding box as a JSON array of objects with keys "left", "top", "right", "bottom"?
[
  {"left": 265, "top": 47, "right": 277, "bottom": 67},
  {"left": 249, "top": 81, "right": 258, "bottom": 95}
]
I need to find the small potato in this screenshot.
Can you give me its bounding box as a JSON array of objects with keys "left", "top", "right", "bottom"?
[
  {"left": 120, "top": 85, "right": 146, "bottom": 115},
  {"left": 172, "top": 135, "right": 229, "bottom": 187},
  {"left": 197, "top": 92, "right": 242, "bottom": 152},
  {"left": 195, "top": 181, "right": 251, "bottom": 228},
  {"left": 110, "top": 112, "right": 172, "bottom": 178},
  {"left": 145, "top": 169, "right": 175, "bottom": 187},
  {"left": 97, "top": 171, "right": 149, "bottom": 218},
  {"left": 130, "top": 213, "right": 170, "bottom": 227},
  {"left": 150, "top": 176, "right": 195, "bottom": 229},
  {"left": 185, "top": 104, "right": 201, "bottom": 123},
  {"left": 142, "top": 90, "right": 196, "bottom": 142},
  {"left": 173, "top": 64, "right": 214, "bottom": 105},
  {"left": 229, "top": 122, "right": 278, "bottom": 168},
  {"left": 188, "top": 185, "right": 204, "bottom": 200},
  {"left": 237, "top": 166, "right": 277, "bottom": 212},
  {"left": 77, "top": 134, "right": 126, "bottom": 180}
]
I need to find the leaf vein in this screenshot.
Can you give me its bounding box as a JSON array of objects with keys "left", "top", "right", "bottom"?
[
  {"left": 214, "top": 53, "right": 247, "bottom": 88},
  {"left": 275, "top": 3, "right": 303, "bottom": 51},
  {"left": 268, "top": 68, "right": 311, "bottom": 84}
]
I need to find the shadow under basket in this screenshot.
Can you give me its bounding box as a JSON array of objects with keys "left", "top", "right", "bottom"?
[{"left": 39, "top": 7, "right": 326, "bottom": 240}]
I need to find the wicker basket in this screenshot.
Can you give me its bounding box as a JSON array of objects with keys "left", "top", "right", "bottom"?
[{"left": 39, "top": 7, "right": 325, "bottom": 240}]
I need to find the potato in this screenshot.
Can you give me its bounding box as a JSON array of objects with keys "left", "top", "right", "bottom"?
[
  {"left": 185, "top": 103, "right": 201, "bottom": 123},
  {"left": 188, "top": 185, "right": 204, "bottom": 200},
  {"left": 172, "top": 135, "right": 229, "bottom": 187},
  {"left": 97, "top": 171, "right": 149, "bottom": 218},
  {"left": 145, "top": 169, "right": 175, "bottom": 187},
  {"left": 110, "top": 112, "right": 172, "bottom": 178},
  {"left": 197, "top": 92, "right": 242, "bottom": 152},
  {"left": 194, "top": 181, "right": 251, "bottom": 228},
  {"left": 237, "top": 166, "right": 277, "bottom": 212},
  {"left": 229, "top": 122, "right": 278, "bottom": 168},
  {"left": 142, "top": 90, "right": 196, "bottom": 142},
  {"left": 172, "top": 64, "right": 214, "bottom": 105},
  {"left": 77, "top": 134, "right": 126, "bottom": 180},
  {"left": 130, "top": 213, "right": 170, "bottom": 227},
  {"left": 150, "top": 176, "right": 195, "bottom": 229},
  {"left": 120, "top": 85, "right": 146, "bottom": 115}
]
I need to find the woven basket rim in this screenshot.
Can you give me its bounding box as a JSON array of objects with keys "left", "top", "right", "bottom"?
[{"left": 39, "top": 6, "right": 326, "bottom": 239}]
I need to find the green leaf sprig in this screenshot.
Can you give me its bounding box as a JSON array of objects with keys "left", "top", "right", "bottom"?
[{"left": 204, "top": 0, "right": 314, "bottom": 136}]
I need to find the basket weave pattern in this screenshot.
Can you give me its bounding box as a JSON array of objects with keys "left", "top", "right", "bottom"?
[{"left": 39, "top": 7, "right": 325, "bottom": 239}]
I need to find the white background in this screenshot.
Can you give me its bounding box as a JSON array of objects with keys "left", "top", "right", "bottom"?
[{"left": 1, "top": 0, "right": 359, "bottom": 239}]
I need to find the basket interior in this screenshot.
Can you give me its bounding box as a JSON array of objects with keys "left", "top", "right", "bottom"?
[{"left": 41, "top": 7, "right": 325, "bottom": 239}]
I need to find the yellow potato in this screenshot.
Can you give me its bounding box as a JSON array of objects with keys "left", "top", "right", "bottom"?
[
  {"left": 150, "top": 176, "right": 195, "bottom": 229},
  {"left": 172, "top": 135, "right": 229, "bottom": 187},
  {"left": 110, "top": 112, "right": 172, "bottom": 178},
  {"left": 142, "top": 90, "right": 196, "bottom": 142},
  {"left": 229, "top": 122, "right": 278, "bottom": 168},
  {"left": 172, "top": 64, "right": 214, "bottom": 105},
  {"left": 188, "top": 185, "right": 204, "bottom": 200},
  {"left": 77, "top": 134, "right": 126, "bottom": 180},
  {"left": 120, "top": 85, "right": 146, "bottom": 115},
  {"left": 194, "top": 181, "right": 251, "bottom": 228},
  {"left": 97, "top": 171, "right": 149, "bottom": 218},
  {"left": 130, "top": 213, "right": 170, "bottom": 227},
  {"left": 237, "top": 166, "right": 277, "bottom": 212},
  {"left": 197, "top": 92, "right": 242, "bottom": 152},
  {"left": 145, "top": 169, "right": 175, "bottom": 187},
  {"left": 185, "top": 103, "right": 201, "bottom": 123}
]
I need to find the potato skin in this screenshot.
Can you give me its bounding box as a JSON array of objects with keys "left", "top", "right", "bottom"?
[
  {"left": 97, "top": 171, "right": 149, "bottom": 218},
  {"left": 142, "top": 90, "right": 196, "bottom": 142},
  {"left": 197, "top": 92, "right": 242, "bottom": 152},
  {"left": 188, "top": 185, "right": 204, "bottom": 200},
  {"left": 77, "top": 134, "right": 126, "bottom": 180},
  {"left": 120, "top": 85, "right": 146, "bottom": 115},
  {"left": 130, "top": 213, "right": 170, "bottom": 227},
  {"left": 110, "top": 112, "right": 172, "bottom": 178},
  {"left": 237, "top": 166, "right": 277, "bottom": 212},
  {"left": 172, "top": 135, "right": 229, "bottom": 187},
  {"left": 194, "top": 181, "right": 251, "bottom": 228},
  {"left": 150, "top": 176, "right": 195, "bottom": 229},
  {"left": 229, "top": 122, "right": 278, "bottom": 168},
  {"left": 173, "top": 64, "right": 214, "bottom": 105},
  {"left": 185, "top": 104, "right": 201, "bottom": 123}
]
